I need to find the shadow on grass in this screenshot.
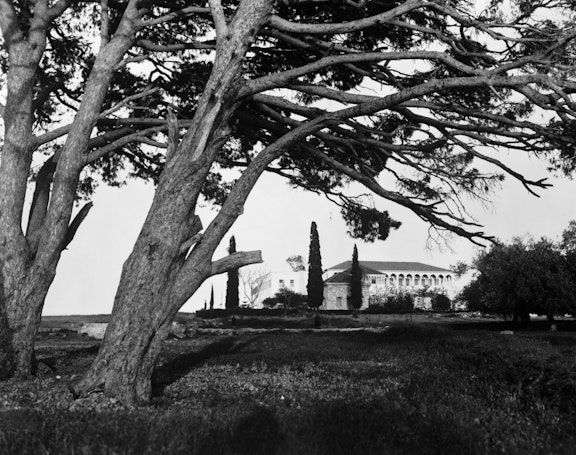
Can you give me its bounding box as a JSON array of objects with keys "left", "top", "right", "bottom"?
[
  {"left": 152, "top": 336, "right": 259, "bottom": 395},
  {"left": 446, "top": 319, "right": 576, "bottom": 333},
  {"left": 35, "top": 344, "right": 101, "bottom": 374}
]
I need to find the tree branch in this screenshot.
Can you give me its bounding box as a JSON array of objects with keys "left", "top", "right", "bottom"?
[
  {"left": 47, "top": 0, "right": 75, "bottom": 20},
  {"left": 166, "top": 110, "right": 179, "bottom": 163},
  {"left": 241, "top": 50, "right": 489, "bottom": 97},
  {"left": 61, "top": 202, "right": 94, "bottom": 251},
  {"left": 0, "top": 0, "right": 24, "bottom": 51},
  {"left": 210, "top": 251, "right": 263, "bottom": 276},
  {"left": 269, "top": 0, "right": 424, "bottom": 35},
  {"left": 100, "top": 86, "right": 160, "bottom": 118},
  {"left": 208, "top": 0, "right": 228, "bottom": 40},
  {"left": 136, "top": 39, "right": 216, "bottom": 52},
  {"left": 139, "top": 6, "right": 210, "bottom": 27},
  {"left": 100, "top": 0, "right": 110, "bottom": 48},
  {"left": 179, "top": 215, "right": 203, "bottom": 255},
  {"left": 85, "top": 125, "right": 166, "bottom": 164}
]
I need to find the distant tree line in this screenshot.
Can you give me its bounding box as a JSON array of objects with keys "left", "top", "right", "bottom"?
[{"left": 459, "top": 222, "right": 576, "bottom": 327}]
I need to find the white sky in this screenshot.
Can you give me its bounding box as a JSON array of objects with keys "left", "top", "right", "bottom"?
[{"left": 43, "top": 150, "right": 576, "bottom": 315}]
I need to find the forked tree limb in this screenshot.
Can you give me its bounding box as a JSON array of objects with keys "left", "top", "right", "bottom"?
[{"left": 179, "top": 215, "right": 203, "bottom": 255}]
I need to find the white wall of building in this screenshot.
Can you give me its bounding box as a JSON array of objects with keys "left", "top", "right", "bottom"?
[
  {"left": 322, "top": 264, "right": 461, "bottom": 311},
  {"left": 253, "top": 270, "right": 307, "bottom": 307}
]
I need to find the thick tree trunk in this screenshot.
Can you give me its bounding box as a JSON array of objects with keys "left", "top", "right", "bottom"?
[
  {"left": 5, "top": 266, "right": 58, "bottom": 376},
  {"left": 76, "top": 261, "right": 209, "bottom": 402},
  {"left": 0, "top": 34, "right": 45, "bottom": 376},
  {"left": 76, "top": 0, "right": 274, "bottom": 405}
]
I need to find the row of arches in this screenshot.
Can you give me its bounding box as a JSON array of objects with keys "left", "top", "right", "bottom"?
[{"left": 369, "top": 273, "right": 452, "bottom": 288}]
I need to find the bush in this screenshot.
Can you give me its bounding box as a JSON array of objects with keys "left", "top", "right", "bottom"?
[
  {"left": 365, "top": 294, "right": 414, "bottom": 314},
  {"left": 432, "top": 294, "right": 451, "bottom": 312},
  {"left": 263, "top": 289, "right": 307, "bottom": 310}
]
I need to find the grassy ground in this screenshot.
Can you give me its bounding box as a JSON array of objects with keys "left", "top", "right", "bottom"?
[{"left": 2, "top": 318, "right": 576, "bottom": 454}]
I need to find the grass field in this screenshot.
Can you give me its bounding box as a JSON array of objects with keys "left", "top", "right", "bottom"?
[{"left": 2, "top": 317, "right": 576, "bottom": 454}]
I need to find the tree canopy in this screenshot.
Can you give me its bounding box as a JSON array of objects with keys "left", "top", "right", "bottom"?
[
  {"left": 463, "top": 236, "right": 576, "bottom": 325},
  {"left": 4, "top": 0, "right": 576, "bottom": 245}
]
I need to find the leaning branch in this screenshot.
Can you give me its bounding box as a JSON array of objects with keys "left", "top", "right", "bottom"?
[
  {"left": 84, "top": 125, "right": 166, "bottom": 165},
  {"left": 241, "top": 50, "right": 488, "bottom": 97},
  {"left": 61, "top": 202, "right": 94, "bottom": 251},
  {"left": 100, "top": 0, "right": 110, "bottom": 48},
  {"left": 138, "top": 6, "right": 210, "bottom": 27},
  {"left": 210, "top": 251, "right": 263, "bottom": 276},
  {"left": 269, "top": 0, "right": 424, "bottom": 35},
  {"left": 136, "top": 39, "right": 216, "bottom": 52},
  {"left": 208, "top": 0, "right": 228, "bottom": 40}
]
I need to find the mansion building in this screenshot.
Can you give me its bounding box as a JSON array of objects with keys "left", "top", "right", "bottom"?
[{"left": 322, "top": 261, "right": 457, "bottom": 311}]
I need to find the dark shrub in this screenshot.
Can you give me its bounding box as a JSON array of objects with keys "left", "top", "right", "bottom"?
[{"left": 432, "top": 294, "right": 451, "bottom": 312}]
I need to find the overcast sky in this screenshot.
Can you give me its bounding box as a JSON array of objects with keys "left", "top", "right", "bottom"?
[{"left": 42, "top": 148, "right": 576, "bottom": 315}]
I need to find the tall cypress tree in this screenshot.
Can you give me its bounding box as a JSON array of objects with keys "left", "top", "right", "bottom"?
[
  {"left": 349, "top": 245, "right": 363, "bottom": 310},
  {"left": 225, "top": 236, "right": 240, "bottom": 309},
  {"left": 307, "top": 222, "right": 324, "bottom": 309},
  {"left": 209, "top": 286, "right": 214, "bottom": 310}
]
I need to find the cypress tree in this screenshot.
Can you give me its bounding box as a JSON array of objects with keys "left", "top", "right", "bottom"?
[
  {"left": 349, "top": 244, "right": 363, "bottom": 310},
  {"left": 307, "top": 222, "right": 324, "bottom": 309},
  {"left": 209, "top": 286, "right": 214, "bottom": 310},
  {"left": 225, "top": 236, "right": 240, "bottom": 309}
]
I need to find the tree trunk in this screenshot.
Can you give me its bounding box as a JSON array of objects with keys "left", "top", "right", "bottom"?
[
  {"left": 0, "top": 2, "right": 142, "bottom": 378},
  {"left": 513, "top": 306, "right": 531, "bottom": 329},
  {"left": 0, "top": 34, "right": 45, "bottom": 376},
  {"left": 76, "top": 0, "right": 274, "bottom": 405},
  {"left": 0, "top": 271, "right": 15, "bottom": 378},
  {"left": 6, "top": 265, "right": 59, "bottom": 376}
]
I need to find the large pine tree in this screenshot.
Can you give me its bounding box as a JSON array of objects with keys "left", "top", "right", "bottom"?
[
  {"left": 307, "top": 222, "right": 324, "bottom": 309},
  {"left": 349, "top": 245, "right": 363, "bottom": 310},
  {"left": 225, "top": 236, "right": 240, "bottom": 309}
]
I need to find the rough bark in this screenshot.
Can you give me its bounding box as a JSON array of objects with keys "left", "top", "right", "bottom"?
[
  {"left": 0, "top": 0, "right": 143, "bottom": 377},
  {"left": 75, "top": 0, "right": 273, "bottom": 405},
  {"left": 0, "top": 9, "right": 48, "bottom": 375}
]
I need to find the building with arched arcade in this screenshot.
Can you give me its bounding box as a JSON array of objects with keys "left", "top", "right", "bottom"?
[{"left": 322, "top": 261, "right": 456, "bottom": 311}]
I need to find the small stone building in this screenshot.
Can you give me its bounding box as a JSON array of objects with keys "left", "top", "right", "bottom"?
[{"left": 322, "top": 265, "right": 376, "bottom": 310}]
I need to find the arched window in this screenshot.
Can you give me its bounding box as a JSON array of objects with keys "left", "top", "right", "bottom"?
[
  {"left": 390, "top": 274, "right": 396, "bottom": 286},
  {"left": 446, "top": 275, "right": 452, "bottom": 285},
  {"left": 406, "top": 274, "right": 412, "bottom": 286},
  {"left": 431, "top": 275, "right": 437, "bottom": 286},
  {"left": 414, "top": 274, "right": 420, "bottom": 286},
  {"left": 422, "top": 275, "right": 428, "bottom": 286},
  {"left": 438, "top": 275, "right": 444, "bottom": 286},
  {"left": 399, "top": 274, "right": 405, "bottom": 287}
]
